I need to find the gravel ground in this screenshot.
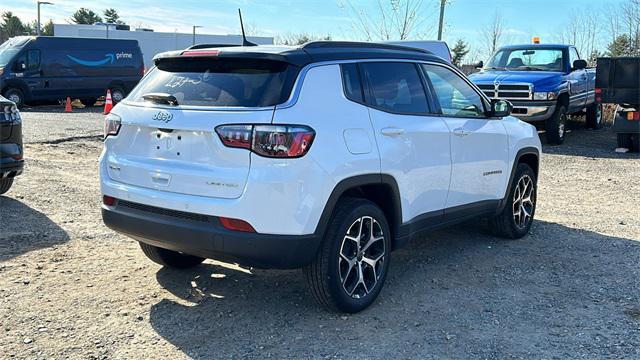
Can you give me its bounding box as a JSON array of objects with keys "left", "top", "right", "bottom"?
[{"left": 1, "top": 106, "right": 639, "bottom": 359}]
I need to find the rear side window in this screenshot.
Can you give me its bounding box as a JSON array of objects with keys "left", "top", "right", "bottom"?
[
  {"left": 128, "top": 57, "right": 299, "bottom": 107},
  {"left": 340, "top": 63, "right": 364, "bottom": 103},
  {"left": 360, "top": 62, "right": 428, "bottom": 114}
]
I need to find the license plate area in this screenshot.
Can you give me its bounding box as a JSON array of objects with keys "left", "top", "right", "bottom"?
[{"left": 153, "top": 129, "right": 190, "bottom": 160}]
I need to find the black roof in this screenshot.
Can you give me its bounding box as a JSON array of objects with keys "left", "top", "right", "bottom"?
[{"left": 155, "top": 41, "right": 448, "bottom": 67}]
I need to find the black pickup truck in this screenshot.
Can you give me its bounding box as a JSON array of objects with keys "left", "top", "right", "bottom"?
[
  {"left": 0, "top": 95, "right": 23, "bottom": 194},
  {"left": 596, "top": 57, "right": 640, "bottom": 151}
]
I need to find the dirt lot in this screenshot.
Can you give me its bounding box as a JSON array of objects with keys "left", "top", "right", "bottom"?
[{"left": 1, "top": 107, "right": 639, "bottom": 359}]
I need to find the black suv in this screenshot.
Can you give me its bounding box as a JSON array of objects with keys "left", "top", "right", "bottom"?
[{"left": 0, "top": 95, "right": 23, "bottom": 194}]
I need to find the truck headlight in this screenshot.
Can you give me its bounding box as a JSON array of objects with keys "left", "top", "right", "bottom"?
[{"left": 533, "top": 92, "right": 557, "bottom": 100}]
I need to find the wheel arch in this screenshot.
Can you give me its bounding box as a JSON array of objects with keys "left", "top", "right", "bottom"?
[
  {"left": 314, "top": 174, "right": 403, "bottom": 249},
  {"left": 498, "top": 147, "right": 540, "bottom": 213},
  {"left": 1, "top": 79, "right": 31, "bottom": 102}
]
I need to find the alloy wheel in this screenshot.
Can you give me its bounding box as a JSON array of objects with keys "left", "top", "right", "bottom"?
[
  {"left": 7, "top": 93, "right": 21, "bottom": 104},
  {"left": 338, "top": 216, "right": 386, "bottom": 299},
  {"left": 112, "top": 90, "right": 124, "bottom": 102},
  {"left": 512, "top": 174, "right": 535, "bottom": 229}
]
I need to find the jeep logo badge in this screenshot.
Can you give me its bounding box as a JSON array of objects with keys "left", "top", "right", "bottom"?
[{"left": 152, "top": 111, "right": 173, "bottom": 123}]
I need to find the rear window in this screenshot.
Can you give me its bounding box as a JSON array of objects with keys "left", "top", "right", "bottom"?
[{"left": 128, "top": 57, "right": 299, "bottom": 107}]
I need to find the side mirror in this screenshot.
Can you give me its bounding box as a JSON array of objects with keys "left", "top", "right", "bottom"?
[
  {"left": 487, "top": 99, "right": 512, "bottom": 117},
  {"left": 475, "top": 60, "right": 484, "bottom": 69},
  {"left": 16, "top": 61, "right": 26, "bottom": 71},
  {"left": 572, "top": 59, "right": 587, "bottom": 70}
]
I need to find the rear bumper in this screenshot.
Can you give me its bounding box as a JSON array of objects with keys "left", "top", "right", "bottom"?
[
  {"left": 613, "top": 113, "right": 640, "bottom": 134},
  {"left": 509, "top": 100, "right": 556, "bottom": 122},
  {"left": 102, "top": 199, "right": 323, "bottom": 269}
]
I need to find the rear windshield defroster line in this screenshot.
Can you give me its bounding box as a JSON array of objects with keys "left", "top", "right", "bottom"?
[{"left": 128, "top": 57, "right": 300, "bottom": 108}]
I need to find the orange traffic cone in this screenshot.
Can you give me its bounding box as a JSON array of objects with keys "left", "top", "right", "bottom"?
[
  {"left": 65, "top": 97, "right": 72, "bottom": 113},
  {"left": 103, "top": 89, "right": 113, "bottom": 115}
]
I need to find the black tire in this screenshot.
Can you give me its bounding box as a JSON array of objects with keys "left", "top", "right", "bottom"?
[
  {"left": 617, "top": 133, "right": 640, "bottom": 152},
  {"left": 139, "top": 242, "right": 205, "bottom": 269},
  {"left": 585, "top": 102, "right": 603, "bottom": 129},
  {"left": 80, "top": 98, "right": 97, "bottom": 107},
  {"left": 0, "top": 178, "right": 14, "bottom": 195},
  {"left": 303, "top": 198, "right": 391, "bottom": 313},
  {"left": 3, "top": 88, "right": 25, "bottom": 108},
  {"left": 109, "top": 86, "right": 126, "bottom": 103},
  {"left": 546, "top": 104, "right": 567, "bottom": 145},
  {"left": 489, "top": 163, "right": 537, "bottom": 239}
]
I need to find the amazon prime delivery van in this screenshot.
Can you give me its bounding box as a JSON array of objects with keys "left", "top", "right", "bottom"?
[{"left": 0, "top": 36, "right": 143, "bottom": 107}]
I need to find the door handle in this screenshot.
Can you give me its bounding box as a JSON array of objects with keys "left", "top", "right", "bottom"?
[
  {"left": 381, "top": 127, "right": 405, "bottom": 136},
  {"left": 453, "top": 128, "right": 471, "bottom": 137}
]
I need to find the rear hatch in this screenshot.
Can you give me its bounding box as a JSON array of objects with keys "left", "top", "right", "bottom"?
[{"left": 105, "top": 55, "right": 299, "bottom": 199}]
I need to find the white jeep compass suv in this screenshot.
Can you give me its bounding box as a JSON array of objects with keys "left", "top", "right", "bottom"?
[{"left": 101, "top": 42, "right": 541, "bottom": 313}]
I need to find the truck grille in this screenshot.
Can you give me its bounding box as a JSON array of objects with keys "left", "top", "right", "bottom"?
[{"left": 477, "top": 83, "right": 532, "bottom": 100}]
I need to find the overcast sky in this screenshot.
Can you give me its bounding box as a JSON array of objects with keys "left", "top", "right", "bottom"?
[{"left": 8, "top": 0, "right": 623, "bottom": 58}]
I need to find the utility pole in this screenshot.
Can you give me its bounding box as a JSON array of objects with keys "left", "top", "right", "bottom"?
[
  {"left": 437, "top": 0, "right": 448, "bottom": 41},
  {"left": 37, "top": 1, "right": 53, "bottom": 36},
  {"left": 192, "top": 25, "right": 203, "bottom": 45}
]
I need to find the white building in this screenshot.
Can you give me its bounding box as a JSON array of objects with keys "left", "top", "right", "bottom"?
[{"left": 54, "top": 24, "right": 274, "bottom": 68}]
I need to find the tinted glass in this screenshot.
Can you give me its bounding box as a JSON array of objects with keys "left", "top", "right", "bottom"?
[
  {"left": 422, "top": 64, "right": 485, "bottom": 118},
  {"left": 341, "top": 63, "right": 363, "bottom": 102},
  {"left": 361, "top": 62, "right": 428, "bottom": 114},
  {"left": 128, "top": 58, "right": 298, "bottom": 107}
]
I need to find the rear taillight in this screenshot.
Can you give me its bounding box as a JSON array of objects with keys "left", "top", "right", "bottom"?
[
  {"left": 627, "top": 112, "right": 640, "bottom": 121},
  {"left": 104, "top": 113, "right": 122, "bottom": 139},
  {"left": 595, "top": 88, "right": 602, "bottom": 103},
  {"left": 215, "top": 124, "right": 315, "bottom": 158}
]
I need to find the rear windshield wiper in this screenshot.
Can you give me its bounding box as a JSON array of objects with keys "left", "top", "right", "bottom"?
[{"left": 142, "top": 93, "right": 179, "bottom": 106}]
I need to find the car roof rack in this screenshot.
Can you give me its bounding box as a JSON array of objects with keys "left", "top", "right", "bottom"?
[{"left": 301, "top": 41, "right": 429, "bottom": 54}]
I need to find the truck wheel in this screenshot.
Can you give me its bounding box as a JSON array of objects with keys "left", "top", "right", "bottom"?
[
  {"left": 546, "top": 105, "right": 567, "bottom": 145},
  {"left": 0, "top": 178, "right": 14, "bottom": 195},
  {"left": 110, "top": 87, "right": 125, "bottom": 103},
  {"left": 586, "top": 102, "right": 602, "bottom": 129},
  {"left": 139, "top": 242, "right": 205, "bottom": 268},
  {"left": 489, "top": 163, "right": 537, "bottom": 239},
  {"left": 3, "top": 88, "right": 24, "bottom": 108},
  {"left": 618, "top": 133, "right": 640, "bottom": 152},
  {"left": 303, "top": 198, "right": 391, "bottom": 313}
]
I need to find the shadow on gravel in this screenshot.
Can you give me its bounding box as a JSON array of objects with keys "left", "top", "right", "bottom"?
[
  {"left": 542, "top": 125, "right": 639, "bottom": 159},
  {"left": 148, "top": 220, "right": 640, "bottom": 359},
  {"left": 0, "top": 196, "right": 69, "bottom": 261}
]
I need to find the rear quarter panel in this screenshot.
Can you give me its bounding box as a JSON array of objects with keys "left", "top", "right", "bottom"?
[{"left": 271, "top": 64, "right": 381, "bottom": 234}]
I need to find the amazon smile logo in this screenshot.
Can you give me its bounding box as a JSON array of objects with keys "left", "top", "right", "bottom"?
[{"left": 66, "top": 52, "right": 132, "bottom": 67}]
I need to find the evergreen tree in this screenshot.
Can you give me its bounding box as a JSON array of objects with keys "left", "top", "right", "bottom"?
[{"left": 451, "top": 39, "right": 470, "bottom": 67}]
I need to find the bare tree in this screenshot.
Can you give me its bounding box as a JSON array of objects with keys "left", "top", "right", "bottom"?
[
  {"left": 276, "top": 33, "right": 332, "bottom": 46},
  {"left": 480, "top": 12, "right": 505, "bottom": 57},
  {"left": 338, "top": 0, "right": 434, "bottom": 41},
  {"left": 556, "top": 10, "right": 600, "bottom": 59}
]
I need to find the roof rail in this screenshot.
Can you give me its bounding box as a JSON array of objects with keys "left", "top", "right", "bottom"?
[{"left": 301, "top": 41, "right": 428, "bottom": 53}]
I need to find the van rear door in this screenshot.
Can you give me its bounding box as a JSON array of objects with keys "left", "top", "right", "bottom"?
[{"left": 104, "top": 55, "right": 299, "bottom": 199}]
